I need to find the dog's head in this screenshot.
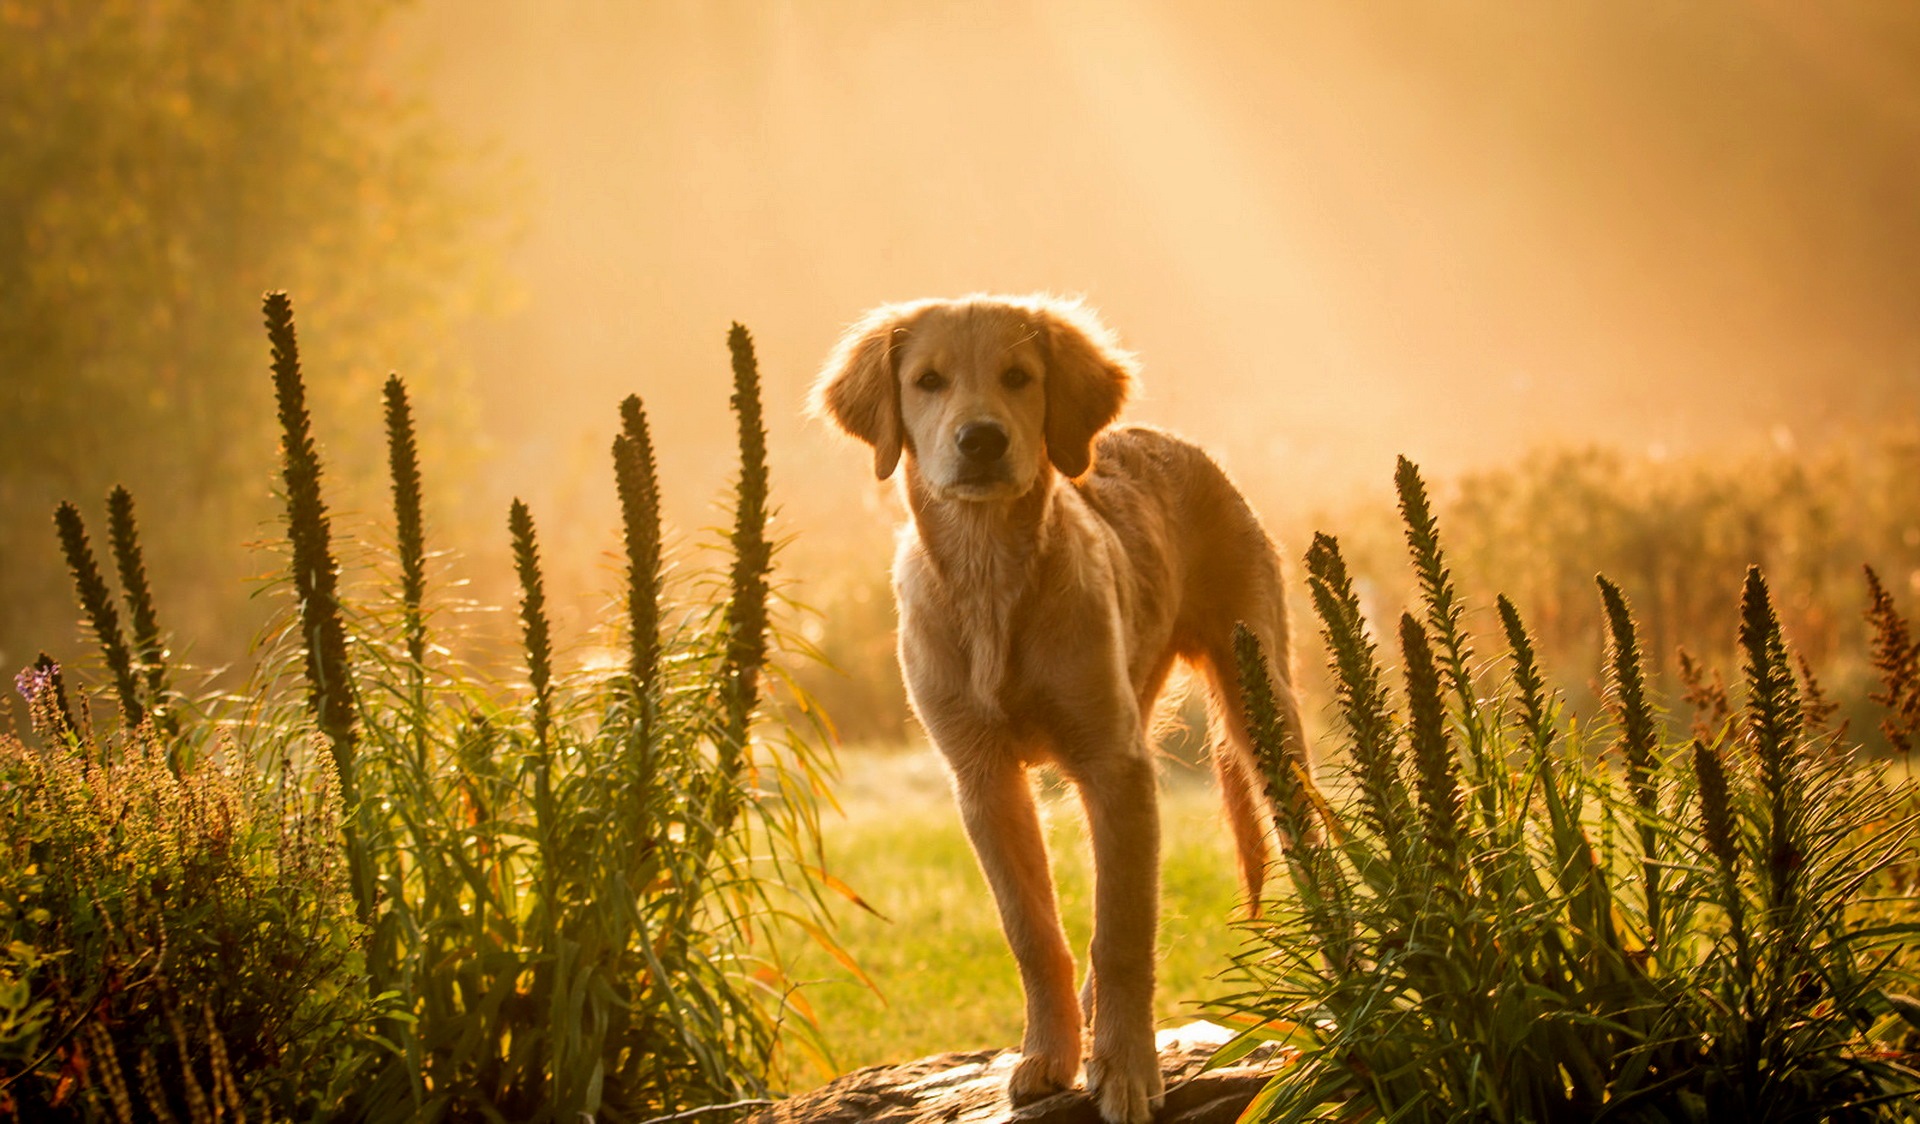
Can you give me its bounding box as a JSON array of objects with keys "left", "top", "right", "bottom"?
[{"left": 811, "top": 294, "right": 1134, "bottom": 499}]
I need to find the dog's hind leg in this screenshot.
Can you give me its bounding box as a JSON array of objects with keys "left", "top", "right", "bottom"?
[{"left": 947, "top": 757, "right": 1082, "bottom": 1102}]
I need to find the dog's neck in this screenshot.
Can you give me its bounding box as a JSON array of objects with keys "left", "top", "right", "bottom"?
[
  {"left": 903, "top": 463, "right": 1056, "bottom": 595},
  {"left": 902, "top": 462, "right": 1060, "bottom": 713}
]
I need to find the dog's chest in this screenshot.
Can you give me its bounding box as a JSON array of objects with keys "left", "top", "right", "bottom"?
[
  {"left": 897, "top": 540, "right": 1037, "bottom": 721},
  {"left": 945, "top": 578, "right": 1026, "bottom": 712}
]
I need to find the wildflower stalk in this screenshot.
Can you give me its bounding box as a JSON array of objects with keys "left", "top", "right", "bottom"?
[
  {"left": 1598, "top": 575, "right": 1663, "bottom": 948},
  {"left": 1232, "top": 622, "right": 1318, "bottom": 853},
  {"left": 510, "top": 500, "right": 555, "bottom": 768},
  {"left": 1397, "top": 456, "right": 1511, "bottom": 863},
  {"left": 1305, "top": 532, "right": 1412, "bottom": 868},
  {"left": 614, "top": 395, "right": 666, "bottom": 888},
  {"left": 17, "top": 654, "right": 80, "bottom": 743},
  {"left": 614, "top": 394, "right": 663, "bottom": 723},
  {"left": 54, "top": 500, "right": 145, "bottom": 734},
  {"left": 384, "top": 376, "right": 430, "bottom": 777},
  {"left": 509, "top": 500, "right": 559, "bottom": 933},
  {"left": 625, "top": 395, "right": 672, "bottom": 772},
  {"left": 82, "top": 1018, "right": 134, "bottom": 1121},
  {"left": 1496, "top": 596, "right": 1551, "bottom": 756},
  {"left": 106, "top": 486, "right": 175, "bottom": 738},
  {"left": 1395, "top": 456, "right": 1477, "bottom": 722},
  {"left": 1691, "top": 739, "right": 1751, "bottom": 976},
  {"left": 383, "top": 377, "right": 428, "bottom": 671},
  {"left": 1233, "top": 622, "right": 1351, "bottom": 967},
  {"left": 264, "top": 289, "right": 368, "bottom": 923},
  {"left": 1499, "top": 595, "right": 1610, "bottom": 939},
  {"left": 1400, "top": 614, "right": 1462, "bottom": 865},
  {"left": 1738, "top": 567, "right": 1803, "bottom": 918},
  {"left": 659, "top": 324, "right": 776, "bottom": 1029},
  {"left": 718, "top": 324, "right": 771, "bottom": 832}
]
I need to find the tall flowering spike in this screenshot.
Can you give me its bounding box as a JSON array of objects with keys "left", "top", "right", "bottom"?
[
  {"left": 1740, "top": 566, "right": 1804, "bottom": 913},
  {"left": 1598, "top": 574, "right": 1664, "bottom": 944},
  {"left": 614, "top": 394, "right": 663, "bottom": 707},
  {"left": 726, "top": 324, "right": 771, "bottom": 701},
  {"left": 510, "top": 499, "right": 554, "bottom": 752},
  {"left": 264, "top": 292, "right": 368, "bottom": 925},
  {"left": 1232, "top": 622, "right": 1316, "bottom": 850},
  {"left": 106, "top": 487, "right": 172, "bottom": 735},
  {"left": 1597, "top": 576, "right": 1658, "bottom": 790},
  {"left": 1498, "top": 593, "right": 1595, "bottom": 908},
  {"left": 1496, "top": 595, "right": 1551, "bottom": 751},
  {"left": 1740, "top": 566, "right": 1802, "bottom": 769},
  {"left": 1306, "top": 532, "right": 1413, "bottom": 864},
  {"left": 613, "top": 396, "right": 666, "bottom": 876},
  {"left": 264, "top": 290, "right": 358, "bottom": 802},
  {"left": 54, "top": 500, "right": 145, "bottom": 731},
  {"left": 720, "top": 325, "right": 772, "bottom": 807},
  {"left": 1395, "top": 456, "right": 1475, "bottom": 713},
  {"left": 1400, "top": 614, "right": 1461, "bottom": 861},
  {"left": 384, "top": 375, "right": 428, "bottom": 668},
  {"left": 1692, "top": 740, "right": 1741, "bottom": 883},
  {"left": 1691, "top": 737, "right": 1751, "bottom": 964}
]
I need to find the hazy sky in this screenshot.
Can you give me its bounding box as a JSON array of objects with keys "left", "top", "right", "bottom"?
[{"left": 388, "top": 0, "right": 1920, "bottom": 576}]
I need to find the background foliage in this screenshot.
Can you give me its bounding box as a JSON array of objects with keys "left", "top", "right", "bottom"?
[{"left": 0, "top": 0, "right": 499, "bottom": 673}]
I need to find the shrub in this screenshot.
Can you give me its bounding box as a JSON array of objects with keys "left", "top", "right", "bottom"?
[
  {"left": 340, "top": 314, "right": 845, "bottom": 1122},
  {"left": 5, "top": 292, "right": 851, "bottom": 1121},
  {"left": 0, "top": 671, "right": 373, "bottom": 1120},
  {"left": 1217, "top": 457, "right": 1920, "bottom": 1122}
]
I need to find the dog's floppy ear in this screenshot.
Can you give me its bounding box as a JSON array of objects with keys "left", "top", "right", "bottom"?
[
  {"left": 1038, "top": 299, "right": 1134, "bottom": 479},
  {"left": 812, "top": 306, "right": 910, "bottom": 480}
]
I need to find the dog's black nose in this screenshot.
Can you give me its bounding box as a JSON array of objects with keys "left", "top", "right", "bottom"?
[{"left": 956, "top": 421, "right": 1009, "bottom": 464}]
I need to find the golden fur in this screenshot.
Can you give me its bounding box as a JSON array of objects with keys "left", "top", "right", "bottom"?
[{"left": 812, "top": 294, "right": 1308, "bottom": 1124}]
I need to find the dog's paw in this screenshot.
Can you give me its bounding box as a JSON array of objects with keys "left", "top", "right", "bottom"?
[
  {"left": 1085, "top": 1042, "right": 1164, "bottom": 1124},
  {"left": 1007, "top": 1048, "right": 1077, "bottom": 1106}
]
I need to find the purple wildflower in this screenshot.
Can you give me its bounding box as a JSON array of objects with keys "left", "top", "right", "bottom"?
[{"left": 15, "top": 662, "right": 54, "bottom": 704}]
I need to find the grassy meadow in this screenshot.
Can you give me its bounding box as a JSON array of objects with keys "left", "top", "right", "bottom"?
[{"left": 788, "top": 745, "right": 1252, "bottom": 1077}]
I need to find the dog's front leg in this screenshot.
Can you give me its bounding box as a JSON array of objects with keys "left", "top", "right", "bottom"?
[
  {"left": 949, "top": 758, "right": 1082, "bottom": 1103},
  {"left": 1071, "top": 746, "right": 1164, "bottom": 1124}
]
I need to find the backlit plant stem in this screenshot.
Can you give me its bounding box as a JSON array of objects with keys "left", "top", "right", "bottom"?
[
  {"left": 106, "top": 486, "right": 175, "bottom": 739},
  {"left": 54, "top": 501, "right": 144, "bottom": 735},
  {"left": 264, "top": 289, "right": 368, "bottom": 923}
]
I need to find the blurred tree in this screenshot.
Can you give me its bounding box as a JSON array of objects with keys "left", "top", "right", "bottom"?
[{"left": 0, "top": 0, "right": 500, "bottom": 674}]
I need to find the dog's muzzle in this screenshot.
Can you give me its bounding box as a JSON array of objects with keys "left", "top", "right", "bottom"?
[{"left": 956, "top": 421, "right": 1010, "bottom": 466}]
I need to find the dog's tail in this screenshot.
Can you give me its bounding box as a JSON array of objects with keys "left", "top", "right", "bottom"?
[{"left": 1198, "top": 619, "right": 1312, "bottom": 918}]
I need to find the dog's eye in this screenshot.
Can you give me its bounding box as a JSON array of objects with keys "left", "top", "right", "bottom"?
[
  {"left": 1001, "top": 368, "right": 1032, "bottom": 390},
  {"left": 915, "top": 370, "right": 946, "bottom": 391}
]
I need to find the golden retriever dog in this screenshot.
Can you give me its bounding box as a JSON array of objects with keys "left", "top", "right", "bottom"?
[{"left": 812, "top": 294, "right": 1307, "bottom": 1124}]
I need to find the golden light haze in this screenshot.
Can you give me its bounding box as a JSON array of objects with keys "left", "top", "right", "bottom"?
[{"left": 389, "top": 0, "right": 1920, "bottom": 580}]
